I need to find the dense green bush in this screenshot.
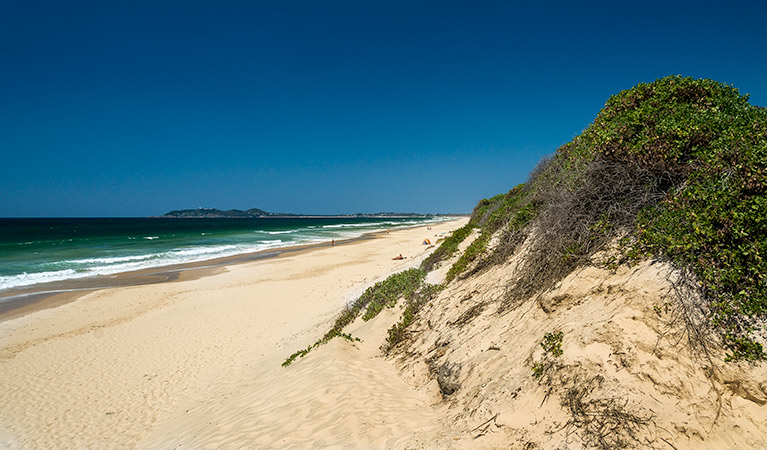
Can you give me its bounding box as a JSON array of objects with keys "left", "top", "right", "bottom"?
[
  {"left": 584, "top": 76, "right": 751, "bottom": 173},
  {"left": 574, "top": 76, "right": 766, "bottom": 359},
  {"left": 532, "top": 331, "right": 564, "bottom": 379},
  {"left": 455, "top": 76, "right": 767, "bottom": 360}
]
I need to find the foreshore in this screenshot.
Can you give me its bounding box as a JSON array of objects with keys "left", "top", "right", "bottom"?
[
  {"left": 0, "top": 217, "right": 468, "bottom": 449},
  {"left": 0, "top": 230, "right": 385, "bottom": 322}
]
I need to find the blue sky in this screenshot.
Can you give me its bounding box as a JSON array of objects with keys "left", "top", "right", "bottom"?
[{"left": 1, "top": 1, "right": 766, "bottom": 216}]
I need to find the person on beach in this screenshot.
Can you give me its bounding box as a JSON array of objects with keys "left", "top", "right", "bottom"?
[
  {"left": 393, "top": 254, "right": 404, "bottom": 260},
  {"left": 331, "top": 239, "right": 335, "bottom": 246}
]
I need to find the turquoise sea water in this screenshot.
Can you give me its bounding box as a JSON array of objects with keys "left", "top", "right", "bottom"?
[{"left": 0, "top": 217, "right": 445, "bottom": 293}]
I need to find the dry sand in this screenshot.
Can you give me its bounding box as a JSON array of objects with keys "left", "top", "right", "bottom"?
[{"left": 0, "top": 218, "right": 467, "bottom": 449}]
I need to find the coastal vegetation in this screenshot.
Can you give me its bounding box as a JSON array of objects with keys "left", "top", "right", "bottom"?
[
  {"left": 441, "top": 76, "right": 766, "bottom": 361},
  {"left": 531, "top": 331, "right": 564, "bottom": 379},
  {"left": 286, "top": 75, "right": 767, "bottom": 368},
  {"left": 382, "top": 282, "right": 444, "bottom": 354},
  {"left": 419, "top": 222, "right": 474, "bottom": 271},
  {"left": 282, "top": 268, "right": 429, "bottom": 366},
  {"left": 276, "top": 74, "right": 767, "bottom": 447},
  {"left": 445, "top": 185, "right": 537, "bottom": 283}
]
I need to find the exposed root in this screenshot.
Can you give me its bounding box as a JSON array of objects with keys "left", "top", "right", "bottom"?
[
  {"left": 471, "top": 412, "right": 502, "bottom": 439},
  {"left": 562, "top": 376, "right": 656, "bottom": 449},
  {"left": 654, "top": 266, "right": 720, "bottom": 364}
]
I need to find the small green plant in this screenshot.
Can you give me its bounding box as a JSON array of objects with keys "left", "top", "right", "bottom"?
[
  {"left": 282, "top": 330, "right": 360, "bottom": 367},
  {"left": 541, "top": 331, "right": 564, "bottom": 356},
  {"left": 725, "top": 336, "right": 766, "bottom": 362},
  {"left": 531, "top": 331, "right": 564, "bottom": 379}
]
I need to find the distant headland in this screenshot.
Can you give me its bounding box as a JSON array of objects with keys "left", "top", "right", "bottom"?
[{"left": 157, "top": 208, "right": 453, "bottom": 219}]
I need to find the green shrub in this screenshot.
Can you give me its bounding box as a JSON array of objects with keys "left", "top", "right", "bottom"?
[
  {"left": 458, "top": 76, "right": 766, "bottom": 360},
  {"left": 587, "top": 76, "right": 767, "bottom": 359},
  {"left": 361, "top": 268, "right": 426, "bottom": 321},
  {"left": 446, "top": 185, "right": 538, "bottom": 282},
  {"left": 382, "top": 283, "right": 444, "bottom": 353},
  {"left": 283, "top": 268, "right": 427, "bottom": 366}
]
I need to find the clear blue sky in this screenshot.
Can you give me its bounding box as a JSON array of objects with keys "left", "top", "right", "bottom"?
[{"left": 2, "top": 1, "right": 765, "bottom": 217}]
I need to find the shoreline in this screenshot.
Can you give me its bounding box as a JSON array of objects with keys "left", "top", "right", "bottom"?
[
  {"left": 0, "top": 220, "right": 450, "bottom": 322},
  {"left": 0, "top": 217, "right": 468, "bottom": 449}
]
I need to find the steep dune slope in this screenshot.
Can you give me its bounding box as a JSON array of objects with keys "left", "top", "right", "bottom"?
[
  {"left": 390, "top": 249, "right": 767, "bottom": 449},
  {"left": 380, "top": 75, "right": 767, "bottom": 448}
]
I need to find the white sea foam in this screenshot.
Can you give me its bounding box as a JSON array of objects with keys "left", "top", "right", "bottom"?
[
  {"left": 321, "top": 223, "right": 373, "bottom": 229},
  {"left": 320, "top": 219, "right": 440, "bottom": 230},
  {"left": 171, "top": 245, "right": 238, "bottom": 257},
  {"left": 0, "top": 241, "right": 292, "bottom": 291},
  {"left": 143, "top": 236, "right": 159, "bottom": 240},
  {"left": 65, "top": 254, "right": 159, "bottom": 265},
  {"left": 0, "top": 269, "right": 87, "bottom": 291}
]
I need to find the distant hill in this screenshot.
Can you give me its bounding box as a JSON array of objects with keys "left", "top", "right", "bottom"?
[
  {"left": 159, "top": 208, "right": 447, "bottom": 218},
  {"left": 160, "top": 208, "right": 281, "bottom": 218}
]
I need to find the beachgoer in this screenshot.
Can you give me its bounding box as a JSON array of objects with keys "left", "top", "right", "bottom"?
[
  {"left": 392, "top": 254, "right": 404, "bottom": 260},
  {"left": 331, "top": 239, "right": 335, "bottom": 246}
]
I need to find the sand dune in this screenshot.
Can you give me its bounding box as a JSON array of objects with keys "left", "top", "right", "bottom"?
[{"left": 389, "top": 244, "right": 767, "bottom": 449}]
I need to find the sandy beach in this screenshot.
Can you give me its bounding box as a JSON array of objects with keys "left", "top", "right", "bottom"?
[{"left": 0, "top": 218, "right": 467, "bottom": 449}]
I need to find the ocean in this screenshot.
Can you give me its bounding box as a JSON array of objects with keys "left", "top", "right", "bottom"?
[{"left": 0, "top": 216, "right": 445, "bottom": 296}]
